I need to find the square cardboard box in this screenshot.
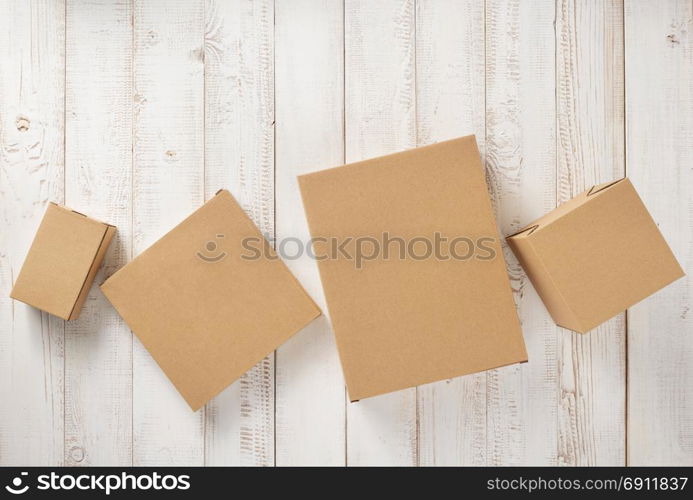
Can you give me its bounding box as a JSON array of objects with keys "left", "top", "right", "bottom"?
[
  {"left": 101, "top": 189, "right": 321, "bottom": 411},
  {"left": 506, "top": 178, "right": 684, "bottom": 333},
  {"left": 298, "top": 136, "right": 527, "bottom": 401},
  {"left": 10, "top": 203, "right": 116, "bottom": 321}
]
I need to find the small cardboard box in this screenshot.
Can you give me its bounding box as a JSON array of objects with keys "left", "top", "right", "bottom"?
[
  {"left": 10, "top": 202, "right": 116, "bottom": 320},
  {"left": 101, "top": 189, "right": 321, "bottom": 411},
  {"left": 298, "top": 136, "right": 527, "bottom": 401},
  {"left": 507, "top": 178, "right": 684, "bottom": 333}
]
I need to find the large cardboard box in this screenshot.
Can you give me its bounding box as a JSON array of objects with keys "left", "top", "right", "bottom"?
[
  {"left": 101, "top": 190, "right": 321, "bottom": 411},
  {"left": 507, "top": 178, "right": 684, "bottom": 333},
  {"left": 298, "top": 136, "right": 527, "bottom": 401},
  {"left": 11, "top": 203, "right": 116, "bottom": 320}
]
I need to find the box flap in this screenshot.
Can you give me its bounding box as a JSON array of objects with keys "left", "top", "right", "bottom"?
[
  {"left": 507, "top": 178, "right": 627, "bottom": 239},
  {"left": 586, "top": 178, "right": 624, "bottom": 196},
  {"left": 506, "top": 224, "right": 539, "bottom": 239},
  {"left": 50, "top": 201, "right": 116, "bottom": 228}
]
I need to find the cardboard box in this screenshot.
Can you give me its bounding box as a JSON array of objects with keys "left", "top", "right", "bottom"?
[
  {"left": 101, "top": 189, "right": 321, "bottom": 411},
  {"left": 298, "top": 136, "right": 527, "bottom": 401},
  {"left": 10, "top": 203, "right": 116, "bottom": 320},
  {"left": 506, "top": 178, "right": 684, "bottom": 333}
]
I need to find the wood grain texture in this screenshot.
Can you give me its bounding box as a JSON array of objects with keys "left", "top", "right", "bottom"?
[
  {"left": 204, "top": 0, "right": 275, "bottom": 466},
  {"left": 344, "top": 0, "right": 417, "bottom": 466},
  {"left": 415, "top": 0, "right": 487, "bottom": 466},
  {"left": 555, "top": 0, "right": 625, "bottom": 465},
  {"left": 64, "top": 0, "right": 133, "bottom": 466},
  {"left": 131, "top": 0, "right": 205, "bottom": 465},
  {"left": 274, "top": 0, "right": 346, "bottom": 466},
  {"left": 625, "top": 0, "right": 693, "bottom": 466},
  {"left": 485, "top": 0, "right": 558, "bottom": 465},
  {"left": 0, "top": 0, "right": 65, "bottom": 466}
]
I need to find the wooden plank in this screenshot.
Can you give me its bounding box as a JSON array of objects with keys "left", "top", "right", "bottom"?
[
  {"left": 132, "top": 0, "right": 205, "bottom": 465},
  {"left": 0, "top": 0, "right": 65, "bottom": 466},
  {"left": 625, "top": 0, "right": 693, "bottom": 466},
  {"left": 485, "top": 0, "right": 558, "bottom": 465},
  {"left": 275, "top": 0, "right": 346, "bottom": 466},
  {"left": 415, "top": 0, "right": 486, "bottom": 466},
  {"left": 344, "top": 0, "right": 417, "bottom": 466},
  {"left": 203, "top": 0, "right": 275, "bottom": 466},
  {"left": 63, "top": 0, "right": 133, "bottom": 466},
  {"left": 555, "top": 0, "right": 625, "bottom": 465}
]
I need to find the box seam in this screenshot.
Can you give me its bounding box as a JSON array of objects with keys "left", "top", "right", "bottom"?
[
  {"left": 51, "top": 202, "right": 115, "bottom": 228},
  {"left": 507, "top": 224, "right": 539, "bottom": 239},
  {"left": 67, "top": 225, "right": 110, "bottom": 320},
  {"left": 586, "top": 177, "right": 625, "bottom": 197}
]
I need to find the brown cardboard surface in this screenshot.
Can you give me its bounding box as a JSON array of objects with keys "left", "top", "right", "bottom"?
[
  {"left": 507, "top": 178, "right": 685, "bottom": 333},
  {"left": 298, "top": 136, "right": 527, "bottom": 401},
  {"left": 101, "top": 189, "right": 321, "bottom": 411},
  {"left": 10, "top": 203, "right": 115, "bottom": 321}
]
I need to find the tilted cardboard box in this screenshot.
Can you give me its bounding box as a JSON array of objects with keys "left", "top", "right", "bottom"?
[
  {"left": 298, "top": 136, "right": 527, "bottom": 401},
  {"left": 507, "top": 178, "right": 684, "bottom": 333},
  {"left": 101, "top": 189, "right": 321, "bottom": 411},
  {"left": 10, "top": 203, "right": 116, "bottom": 320}
]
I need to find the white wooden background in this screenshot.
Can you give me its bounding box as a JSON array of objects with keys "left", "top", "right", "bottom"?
[{"left": 1, "top": 0, "right": 691, "bottom": 466}]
